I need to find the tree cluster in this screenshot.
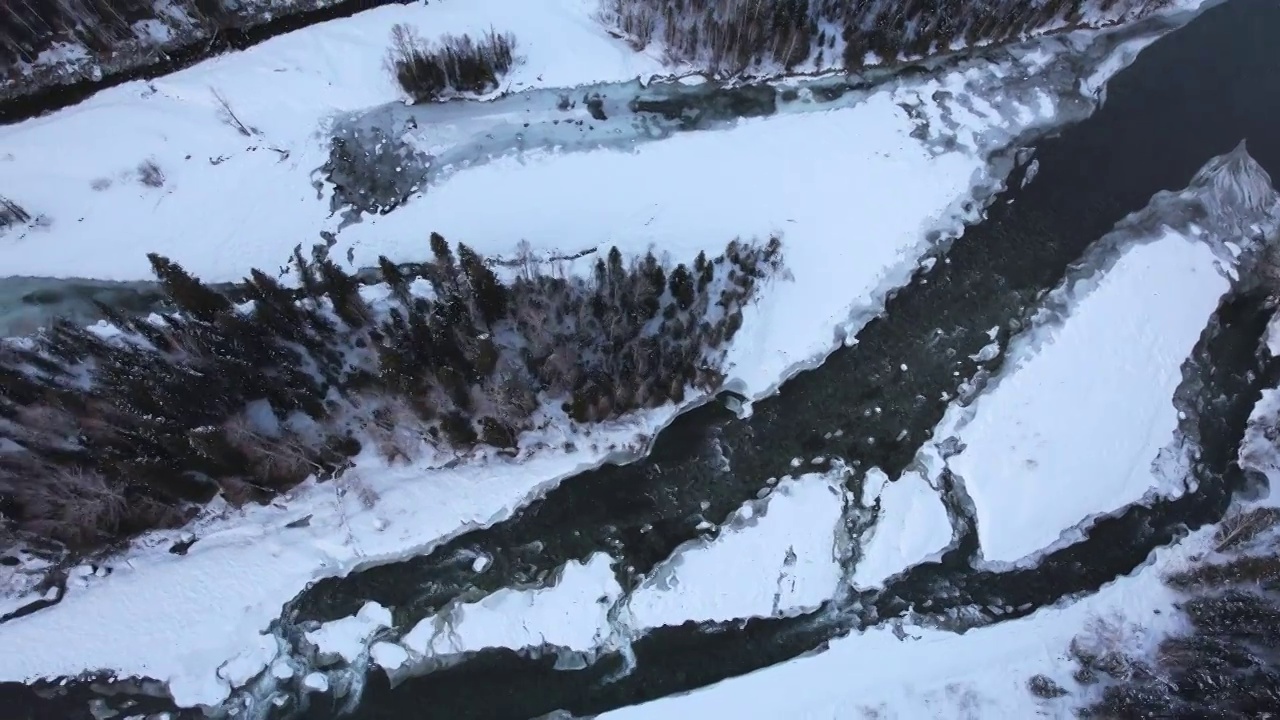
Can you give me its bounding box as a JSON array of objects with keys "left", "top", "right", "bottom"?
[
  {"left": 3, "top": 0, "right": 227, "bottom": 81},
  {"left": 385, "top": 24, "right": 518, "bottom": 102},
  {"left": 0, "top": 234, "right": 781, "bottom": 555},
  {"left": 598, "top": 0, "right": 1158, "bottom": 75},
  {"left": 1066, "top": 506, "right": 1280, "bottom": 718},
  {"left": 0, "top": 0, "right": 368, "bottom": 96}
]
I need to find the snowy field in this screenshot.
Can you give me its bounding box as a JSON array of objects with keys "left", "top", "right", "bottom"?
[
  {"left": 0, "top": 0, "right": 665, "bottom": 281},
  {"left": 0, "top": 0, "right": 1230, "bottom": 714},
  {"left": 915, "top": 141, "right": 1280, "bottom": 569}
]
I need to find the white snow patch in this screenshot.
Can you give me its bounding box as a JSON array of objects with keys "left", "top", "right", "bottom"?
[
  {"left": 369, "top": 642, "right": 409, "bottom": 670},
  {"left": 213, "top": 634, "right": 278, "bottom": 690},
  {"left": 301, "top": 672, "right": 329, "bottom": 693},
  {"left": 1265, "top": 313, "right": 1280, "bottom": 357},
  {"left": 402, "top": 552, "right": 621, "bottom": 657},
  {"left": 269, "top": 659, "right": 294, "bottom": 681},
  {"left": 305, "top": 601, "right": 393, "bottom": 664},
  {"left": 853, "top": 468, "right": 953, "bottom": 589},
  {"left": 627, "top": 471, "right": 846, "bottom": 629},
  {"left": 947, "top": 232, "right": 1231, "bottom": 566},
  {"left": 1240, "top": 387, "right": 1280, "bottom": 495},
  {"left": 601, "top": 526, "right": 1207, "bottom": 720}
]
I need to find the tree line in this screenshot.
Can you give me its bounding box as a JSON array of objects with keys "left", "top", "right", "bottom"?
[
  {"left": 0, "top": 234, "right": 782, "bottom": 556},
  {"left": 599, "top": 0, "right": 1157, "bottom": 75}
]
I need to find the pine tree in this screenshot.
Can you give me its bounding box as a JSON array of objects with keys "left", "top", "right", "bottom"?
[
  {"left": 430, "top": 232, "right": 455, "bottom": 267},
  {"left": 379, "top": 255, "right": 411, "bottom": 305},
  {"left": 457, "top": 242, "right": 509, "bottom": 326},
  {"left": 318, "top": 258, "right": 371, "bottom": 329},
  {"left": 147, "top": 254, "right": 230, "bottom": 323},
  {"left": 668, "top": 264, "right": 695, "bottom": 310}
]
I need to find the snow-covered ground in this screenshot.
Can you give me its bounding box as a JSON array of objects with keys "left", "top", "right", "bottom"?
[
  {"left": 626, "top": 470, "right": 847, "bottom": 629},
  {"left": 401, "top": 552, "right": 623, "bottom": 661},
  {"left": 0, "top": 1, "right": 1215, "bottom": 713},
  {"left": 852, "top": 468, "right": 954, "bottom": 589},
  {"left": 949, "top": 231, "right": 1230, "bottom": 566},
  {"left": 0, "top": 0, "right": 663, "bottom": 279},
  {"left": 602, "top": 525, "right": 1204, "bottom": 720},
  {"left": 0, "top": 408, "right": 674, "bottom": 707}
]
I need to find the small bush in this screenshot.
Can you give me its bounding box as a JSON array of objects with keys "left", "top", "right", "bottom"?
[
  {"left": 137, "top": 159, "right": 165, "bottom": 188},
  {"left": 0, "top": 195, "right": 30, "bottom": 230},
  {"left": 386, "top": 24, "right": 518, "bottom": 102},
  {"left": 0, "top": 234, "right": 782, "bottom": 554},
  {"left": 1027, "top": 674, "right": 1069, "bottom": 699}
]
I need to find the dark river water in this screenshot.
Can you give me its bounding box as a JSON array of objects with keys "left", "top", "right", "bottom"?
[{"left": 5, "top": 0, "right": 1280, "bottom": 718}]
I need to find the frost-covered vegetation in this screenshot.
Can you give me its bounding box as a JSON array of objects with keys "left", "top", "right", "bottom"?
[
  {"left": 599, "top": 0, "right": 1167, "bottom": 75},
  {"left": 386, "top": 24, "right": 518, "bottom": 101},
  {"left": 0, "top": 235, "right": 781, "bottom": 554},
  {"left": 1064, "top": 506, "right": 1280, "bottom": 717}
]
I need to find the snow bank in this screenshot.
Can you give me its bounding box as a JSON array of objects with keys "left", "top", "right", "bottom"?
[
  {"left": 626, "top": 471, "right": 847, "bottom": 629},
  {"left": 305, "top": 601, "right": 393, "bottom": 664},
  {"left": 947, "top": 231, "right": 1229, "bottom": 566},
  {"left": 401, "top": 553, "right": 623, "bottom": 659},
  {"left": 853, "top": 468, "right": 954, "bottom": 589},
  {"left": 1239, "top": 387, "right": 1280, "bottom": 503},
  {"left": 925, "top": 140, "right": 1280, "bottom": 568},
  {"left": 601, "top": 526, "right": 1205, "bottom": 720}
]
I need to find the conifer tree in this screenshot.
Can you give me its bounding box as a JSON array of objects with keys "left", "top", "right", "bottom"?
[
  {"left": 147, "top": 254, "right": 231, "bottom": 323},
  {"left": 668, "top": 264, "right": 695, "bottom": 310},
  {"left": 458, "top": 243, "right": 509, "bottom": 327}
]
